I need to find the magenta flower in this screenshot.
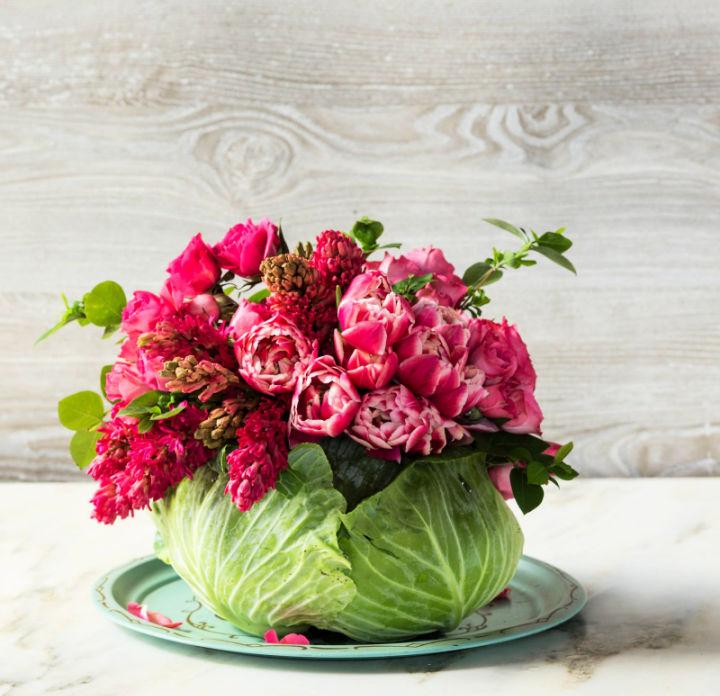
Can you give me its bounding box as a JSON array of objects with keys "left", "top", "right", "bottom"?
[
  {"left": 235, "top": 314, "right": 317, "bottom": 395},
  {"left": 372, "top": 246, "right": 467, "bottom": 307},
  {"left": 290, "top": 356, "right": 361, "bottom": 439},
  {"left": 334, "top": 331, "right": 398, "bottom": 390},
  {"left": 338, "top": 272, "right": 414, "bottom": 355},
  {"left": 121, "top": 291, "right": 171, "bottom": 337},
  {"left": 349, "top": 385, "right": 469, "bottom": 461},
  {"left": 127, "top": 602, "right": 182, "bottom": 629},
  {"left": 479, "top": 382, "right": 543, "bottom": 434},
  {"left": 214, "top": 218, "right": 280, "bottom": 277},
  {"left": 264, "top": 629, "right": 310, "bottom": 646},
  {"left": 166, "top": 233, "right": 220, "bottom": 297}
]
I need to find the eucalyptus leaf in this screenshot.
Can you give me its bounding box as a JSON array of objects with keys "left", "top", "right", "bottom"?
[
  {"left": 83, "top": 281, "right": 127, "bottom": 327},
  {"left": 58, "top": 391, "right": 105, "bottom": 431}
]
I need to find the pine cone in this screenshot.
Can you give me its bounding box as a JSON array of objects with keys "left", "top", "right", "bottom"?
[
  {"left": 260, "top": 253, "right": 317, "bottom": 294},
  {"left": 161, "top": 355, "right": 239, "bottom": 402},
  {"left": 194, "top": 394, "right": 259, "bottom": 449}
]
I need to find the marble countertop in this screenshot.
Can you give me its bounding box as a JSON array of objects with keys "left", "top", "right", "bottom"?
[{"left": 1, "top": 478, "right": 718, "bottom": 695}]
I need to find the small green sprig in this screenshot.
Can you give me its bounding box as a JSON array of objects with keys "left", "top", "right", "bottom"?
[
  {"left": 118, "top": 391, "right": 188, "bottom": 434},
  {"left": 392, "top": 273, "right": 433, "bottom": 302},
  {"left": 460, "top": 219, "right": 576, "bottom": 315},
  {"left": 473, "top": 432, "right": 578, "bottom": 514},
  {"left": 349, "top": 216, "right": 401, "bottom": 255}
]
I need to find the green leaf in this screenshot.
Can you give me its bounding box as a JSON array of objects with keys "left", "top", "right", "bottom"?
[
  {"left": 246, "top": 288, "right": 270, "bottom": 303},
  {"left": 462, "top": 262, "right": 492, "bottom": 285},
  {"left": 538, "top": 231, "right": 573, "bottom": 253},
  {"left": 553, "top": 441, "right": 574, "bottom": 464},
  {"left": 35, "top": 299, "right": 86, "bottom": 345},
  {"left": 99, "top": 365, "right": 113, "bottom": 401},
  {"left": 69, "top": 430, "right": 101, "bottom": 469},
  {"left": 350, "top": 217, "right": 385, "bottom": 252},
  {"left": 102, "top": 324, "right": 120, "bottom": 339},
  {"left": 149, "top": 402, "right": 187, "bottom": 421},
  {"left": 510, "top": 467, "right": 544, "bottom": 514},
  {"left": 137, "top": 417, "right": 154, "bottom": 434},
  {"left": 525, "top": 461, "right": 550, "bottom": 485},
  {"left": 57, "top": 391, "right": 105, "bottom": 431},
  {"left": 483, "top": 218, "right": 525, "bottom": 240},
  {"left": 550, "top": 462, "right": 579, "bottom": 481},
  {"left": 83, "top": 281, "right": 127, "bottom": 328},
  {"left": 534, "top": 245, "right": 577, "bottom": 274},
  {"left": 118, "top": 391, "right": 161, "bottom": 418},
  {"left": 392, "top": 273, "right": 433, "bottom": 301}
]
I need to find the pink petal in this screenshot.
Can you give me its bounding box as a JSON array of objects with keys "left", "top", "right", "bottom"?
[
  {"left": 264, "top": 629, "right": 310, "bottom": 645},
  {"left": 493, "top": 587, "right": 511, "bottom": 601},
  {"left": 127, "top": 602, "right": 182, "bottom": 629},
  {"left": 342, "top": 321, "right": 388, "bottom": 354},
  {"left": 397, "top": 355, "right": 442, "bottom": 396}
]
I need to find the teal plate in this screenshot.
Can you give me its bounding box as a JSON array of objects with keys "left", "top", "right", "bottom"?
[{"left": 94, "top": 555, "right": 586, "bottom": 659}]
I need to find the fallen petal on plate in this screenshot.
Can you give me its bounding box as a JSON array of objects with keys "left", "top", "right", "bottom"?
[
  {"left": 493, "top": 588, "right": 511, "bottom": 601},
  {"left": 127, "top": 602, "right": 182, "bottom": 628},
  {"left": 264, "top": 629, "right": 310, "bottom": 645}
]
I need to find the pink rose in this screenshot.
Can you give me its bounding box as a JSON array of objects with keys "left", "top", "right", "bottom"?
[
  {"left": 479, "top": 382, "right": 543, "bottom": 434},
  {"left": 186, "top": 294, "right": 220, "bottom": 323},
  {"left": 121, "top": 291, "right": 170, "bottom": 337},
  {"left": 349, "top": 385, "right": 469, "bottom": 461},
  {"left": 488, "top": 464, "right": 514, "bottom": 500},
  {"left": 105, "top": 361, "right": 152, "bottom": 405},
  {"left": 334, "top": 331, "right": 398, "bottom": 390},
  {"left": 214, "top": 218, "right": 280, "bottom": 277},
  {"left": 290, "top": 356, "right": 361, "bottom": 438},
  {"left": 166, "top": 233, "right": 220, "bottom": 297},
  {"left": 374, "top": 247, "right": 467, "bottom": 307},
  {"left": 228, "top": 299, "right": 272, "bottom": 340},
  {"left": 338, "top": 272, "right": 414, "bottom": 355},
  {"left": 235, "top": 314, "right": 317, "bottom": 395}
]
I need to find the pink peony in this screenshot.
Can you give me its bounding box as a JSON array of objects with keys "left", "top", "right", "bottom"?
[
  {"left": 373, "top": 246, "right": 467, "bottom": 307},
  {"left": 479, "top": 381, "right": 543, "bottom": 434},
  {"left": 214, "top": 218, "right": 280, "bottom": 277},
  {"left": 228, "top": 299, "right": 272, "bottom": 340},
  {"left": 338, "top": 272, "right": 414, "bottom": 355},
  {"left": 334, "top": 331, "right": 398, "bottom": 390},
  {"left": 349, "top": 385, "right": 469, "bottom": 461},
  {"left": 166, "top": 233, "right": 220, "bottom": 297},
  {"left": 235, "top": 314, "right": 317, "bottom": 395},
  {"left": 226, "top": 400, "right": 288, "bottom": 511},
  {"left": 290, "top": 356, "right": 361, "bottom": 438},
  {"left": 121, "top": 291, "right": 171, "bottom": 337}
]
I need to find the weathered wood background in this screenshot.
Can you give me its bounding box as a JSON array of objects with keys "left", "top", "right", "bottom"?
[{"left": 1, "top": 0, "right": 719, "bottom": 480}]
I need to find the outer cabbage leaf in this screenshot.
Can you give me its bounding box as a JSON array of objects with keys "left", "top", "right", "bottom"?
[
  {"left": 326, "top": 449, "right": 524, "bottom": 641},
  {"left": 151, "top": 443, "right": 355, "bottom": 635}
]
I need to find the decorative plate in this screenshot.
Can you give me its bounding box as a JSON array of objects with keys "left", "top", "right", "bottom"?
[{"left": 94, "top": 555, "right": 586, "bottom": 659}]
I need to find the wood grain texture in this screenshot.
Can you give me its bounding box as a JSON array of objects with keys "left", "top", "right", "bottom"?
[{"left": 1, "top": 1, "right": 719, "bottom": 480}]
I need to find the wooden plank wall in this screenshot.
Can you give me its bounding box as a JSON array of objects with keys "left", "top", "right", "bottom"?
[{"left": 1, "top": 0, "right": 718, "bottom": 480}]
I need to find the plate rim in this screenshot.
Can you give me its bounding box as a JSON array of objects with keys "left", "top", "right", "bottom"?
[{"left": 93, "top": 554, "right": 587, "bottom": 659}]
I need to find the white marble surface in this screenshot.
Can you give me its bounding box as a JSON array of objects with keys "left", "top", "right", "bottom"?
[{"left": 1, "top": 478, "right": 718, "bottom": 695}]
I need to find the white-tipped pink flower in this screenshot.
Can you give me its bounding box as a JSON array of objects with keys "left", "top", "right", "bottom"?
[
  {"left": 235, "top": 313, "right": 317, "bottom": 395},
  {"left": 349, "top": 385, "right": 469, "bottom": 461},
  {"left": 290, "top": 355, "right": 361, "bottom": 438},
  {"left": 337, "top": 272, "right": 414, "bottom": 355},
  {"left": 334, "top": 331, "right": 398, "bottom": 390}
]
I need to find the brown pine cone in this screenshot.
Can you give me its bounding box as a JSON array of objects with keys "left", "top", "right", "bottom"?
[{"left": 260, "top": 253, "right": 317, "bottom": 294}]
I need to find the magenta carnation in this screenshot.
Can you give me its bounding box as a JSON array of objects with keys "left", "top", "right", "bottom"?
[
  {"left": 214, "top": 218, "right": 280, "bottom": 278},
  {"left": 310, "top": 230, "right": 365, "bottom": 290},
  {"left": 290, "top": 355, "right": 361, "bottom": 439},
  {"left": 88, "top": 405, "right": 211, "bottom": 524},
  {"left": 349, "top": 385, "right": 469, "bottom": 461},
  {"left": 225, "top": 399, "right": 289, "bottom": 511}
]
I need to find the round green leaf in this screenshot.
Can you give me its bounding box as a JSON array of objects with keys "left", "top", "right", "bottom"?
[
  {"left": 58, "top": 390, "right": 105, "bottom": 431},
  {"left": 83, "top": 281, "right": 127, "bottom": 327},
  {"left": 69, "top": 430, "right": 101, "bottom": 469}
]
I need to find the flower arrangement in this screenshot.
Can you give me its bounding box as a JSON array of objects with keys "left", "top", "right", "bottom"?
[{"left": 43, "top": 216, "right": 578, "bottom": 642}]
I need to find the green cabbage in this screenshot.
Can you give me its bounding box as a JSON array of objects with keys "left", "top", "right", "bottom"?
[{"left": 152, "top": 443, "right": 524, "bottom": 641}]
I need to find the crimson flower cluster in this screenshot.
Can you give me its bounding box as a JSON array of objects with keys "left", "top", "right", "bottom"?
[{"left": 89, "top": 218, "right": 544, "bottom": 523}]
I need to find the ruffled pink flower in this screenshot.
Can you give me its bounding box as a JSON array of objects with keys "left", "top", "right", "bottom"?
[
  {"left": 226, "top": 399, "right": 288, "bottom": 511},
  {"left": 127, "top": 602, "right": 182, "bottom": 629},
  {"left": 121, "top": 291, "right": 171, "bottom": 337},
  {"left": 373, "top": 247, "right": 467, "bottom": 307},
  {"left": 235, "top": 314, "right": 317, "bottom": 395},
  {"left": 334, "top": 331, "right": 398, "bottom": 390},
  {"left": 214, "top": 218, "right": 280, "bottom": 277},
  {"left": 264, "top": 629, "right": 310, "bottom": 646},
  {"left": 290, "top": 356, "right": 361, "bottom": 438},
  {"left": 105, "top": 360, "right": 153, "bottom": 405},
  {"left": 337, "top": 272, "right": 414, "bottom": 355},
  {"left": 228, "top": 299, "right": 272, "bottom": 340},
  {"left": 349, "top": 385, "right": 469, "bottom": 461},
  {"left": 166, "top": 233, "right": 220, "bottom": 297},
  {"left": 88, "top": 405, "right": 211, "bottom": 524}
]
